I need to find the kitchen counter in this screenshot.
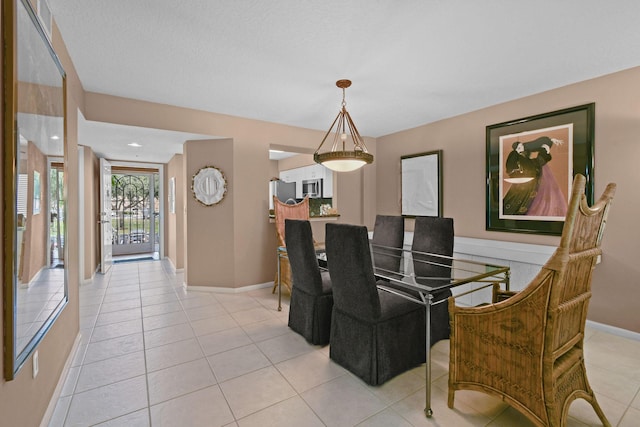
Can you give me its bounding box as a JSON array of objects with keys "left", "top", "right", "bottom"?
[{"left": 269, "top": 214, "right": 340, "bottom": 223}]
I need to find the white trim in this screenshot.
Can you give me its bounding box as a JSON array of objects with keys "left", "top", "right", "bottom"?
[
  {"left": 40, "top": 332, "right": 82, "bottom": 427},
  {"left": 163, "top": 256, "right": 183, "bottom": 273},
  {"left": 20, "top": 266, "right": 46, "bottom": 288},
  {"left": 36, "top": 0, "right": 53, "bottom": 41},
  {"left": 78, "top": 146, "right": 85, "bottom": 284},
  {"left": 80, "top": 266, "right": 98, "bottom": 286},
  {"left": 398, "top": 233, "right": 556, "bottom": 265},
  {"left": 183, "top": 281, "right": 273, "bottom": 294},
  {"left": 165, "top": 256, "right": 176, "bottom": 272},
  {"left": 108, "top": 160, "right": 165, "bottom": 260},
  {"left": 453, "top": 236, "right": 555, "bottom": 265},
  {"left": 586, "top": 320, "right": 640, "bottom": 342},
  {"left": 164, "top": 256, "right": 173, "bottom": 270},
  {"left": 158, "top": 167, "right": 165, "bottom": 260},
  {"left": 381, "top": 233, "right": 556, "bottom": 266}
]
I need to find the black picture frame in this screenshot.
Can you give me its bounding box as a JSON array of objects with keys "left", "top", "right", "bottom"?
[
  {"left": 401, "top": 150, "right": 443, "bottom": 217},
  {"left": 486, "top": 103, "right": 594, "bottom": 235}
]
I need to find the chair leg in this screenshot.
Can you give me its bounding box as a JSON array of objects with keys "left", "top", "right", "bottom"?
[
  {"left": 272, "top": 270, "right": 292, "bottom": 294},
  {"left": 588, "top": 396, "right": 611, "bottom": 427},
  {"left": 447, "top": 388, "right": 455, "bottom": 408}
]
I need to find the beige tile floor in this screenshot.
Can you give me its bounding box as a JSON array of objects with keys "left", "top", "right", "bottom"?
[{"left": 48, "top": 259, "right": 640, "bottom": 426}]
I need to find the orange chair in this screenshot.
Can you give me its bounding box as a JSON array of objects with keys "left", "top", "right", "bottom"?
[{"left": 272, "top": 196, "right": 310, "bottom": 294}]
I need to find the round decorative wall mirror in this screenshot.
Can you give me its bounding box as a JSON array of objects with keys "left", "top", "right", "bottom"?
[{"left": 191, "top": 165, "right": 227, "bottom": 206}]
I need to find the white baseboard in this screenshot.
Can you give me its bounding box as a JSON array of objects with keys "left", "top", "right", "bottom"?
[
  {"left": 80, "top": 266, "right": 99, "bottom": 285},
  {"left": 40, "top": 332, "right": 82, "bottom": 427},
  {"left": 184, "top": 281, "right": 273, "bottom": 294},
  {"left": 586, "top": 320, "right": 640, "bottom": 342},
  {"left": 163, "top": 256, "right": 184, "bottom": 273}
]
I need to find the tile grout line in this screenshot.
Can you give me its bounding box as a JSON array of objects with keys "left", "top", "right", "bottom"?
[{"left": 137, "top": 262, "right": 155, "bottom": 426}]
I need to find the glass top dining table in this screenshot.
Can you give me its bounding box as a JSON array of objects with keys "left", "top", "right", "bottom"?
[
  {"left": 276, "top": 242, "right": 510, "bottom": 417},
  {"left": 318, "top": 244, "right": 510, "bottom": 293}
]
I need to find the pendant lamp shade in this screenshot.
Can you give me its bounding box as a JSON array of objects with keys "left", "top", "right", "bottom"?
[{"left": 314, "top": 80, "right": 373, "bottom": 172}]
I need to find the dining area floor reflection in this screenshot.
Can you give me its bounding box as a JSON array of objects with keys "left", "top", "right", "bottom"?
[{"left": 47, "top": 258, "right": 640, "bottom": 426}]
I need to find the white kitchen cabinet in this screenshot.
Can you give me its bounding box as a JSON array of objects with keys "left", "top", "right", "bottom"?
[
  {"left": 280, "top": 164, "right": 335, "bottom": 199},
  {"left": 279, "top": 170, "right": 292, "bottom": 183},
  {"left": 308, "top": 164, "right": 321, "bottom": 178}
]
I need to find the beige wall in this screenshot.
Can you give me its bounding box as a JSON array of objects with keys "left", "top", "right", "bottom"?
[
  {"left": 81, "top": 145, "right": 99, "bottom": 281},
  {"left": 269, "top": 159, "right": 279, "bottom": 179},
  {"left": 183, "top": 139, "right": 236, "bottom": 286},
  {"left": 376, "top": 66, "right": 640, "bottom": 333},
  {"left": 278, "top": 153, "right": 315, "bottom": 170},
  {"left": 20, "top": 141, "right": 48, "bottom": 283},
  {"left": 82, "top": 94, "right": 374, "bottom": 287}
]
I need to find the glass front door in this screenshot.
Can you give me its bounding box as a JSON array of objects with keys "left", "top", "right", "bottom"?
[{"left": 111, "top": 172, "right": 158, "bottom": 257}]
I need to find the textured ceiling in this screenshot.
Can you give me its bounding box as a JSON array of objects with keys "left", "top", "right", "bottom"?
[{"left": 48, "top": 0, "right": 640, "bottom": 162}]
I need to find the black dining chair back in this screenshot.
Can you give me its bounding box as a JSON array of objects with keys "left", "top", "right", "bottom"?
[
  {"left": 411, "top": 216, "right": 454, "bottom": 346},
  {"left": 326, "top": 223, "right": 382, "bottom": 321},
  {"left": 412, "top": 216, "right": 454, "bottom": 254},
  {"left": 325, "top": 222, "right": 425, "bottom": 385},
  {"left": 285, "top": 219, "right": 333, "bottom": 345},
  {"left": 371, "top": 215, "right": 405, "bottom": 274},
  {"left": 412, "top": 216, "right": 454, "bottom": 277}
]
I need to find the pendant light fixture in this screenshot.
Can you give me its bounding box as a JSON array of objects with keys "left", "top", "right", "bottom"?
[{"left": 314, "top": 79, "right": 373, "bottom": 172}]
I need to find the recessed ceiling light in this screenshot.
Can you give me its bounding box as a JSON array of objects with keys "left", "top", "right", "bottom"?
[
  {"left": 50, "top": 135, "right": 60, "bottom": 140},
  {"left": 128, "top": 142, "right": 142, "bottom": 147}
]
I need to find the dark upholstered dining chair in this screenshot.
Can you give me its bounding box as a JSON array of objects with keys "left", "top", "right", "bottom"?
[
  {"left": 325, "top": 222, "right": 425, "bottom": 386},
  {"left": 412, "top": 216, "right": 454, "bottom": 346},
  {"left": 285, "top": 219, "right": 333, "bottom": 345},
  {"left": 448, "top": 174, "right": 615, "bottom": 427},
  {"left": 370, "top": 215, "right": 405, "bottom": 274}
]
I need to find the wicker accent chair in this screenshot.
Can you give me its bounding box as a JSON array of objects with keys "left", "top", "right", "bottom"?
[
  {"left": 448, "top": 174, "right": 615, "bottom": 427},
  {"left": 272, "top": 196, "right": 310, "bottom": 294},
  {"left": 285, "top": 219, "right": 333, "bottom": 345}
]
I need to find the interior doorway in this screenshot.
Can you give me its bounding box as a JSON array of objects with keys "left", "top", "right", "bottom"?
[
  {"left": 49, "top": 159, "right": 65, "bottom": 268},
  {"left": 110, "top": 167, "right": 160, "bottom": 261}
]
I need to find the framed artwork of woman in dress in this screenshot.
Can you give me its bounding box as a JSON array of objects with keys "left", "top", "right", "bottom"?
[{"left": 486, "top": 103, "right": 594, "bottom": 235}]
